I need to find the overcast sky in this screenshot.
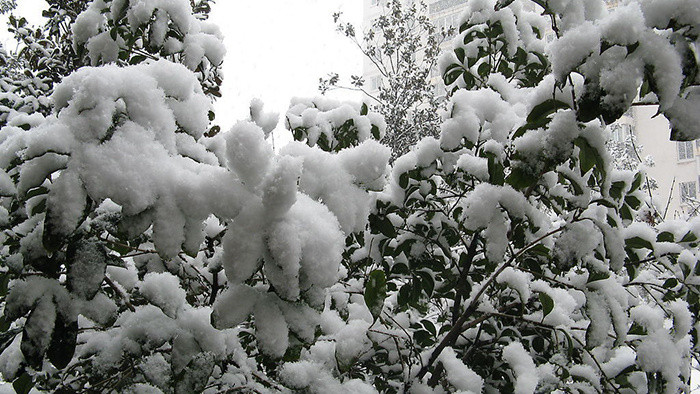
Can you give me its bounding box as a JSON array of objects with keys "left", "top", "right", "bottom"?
[
  {"left": 208, "top": 1, "right": 363, "bottom": 134},
  {"left": 0, "top": 0, "right": 364, "bottom": 140}
]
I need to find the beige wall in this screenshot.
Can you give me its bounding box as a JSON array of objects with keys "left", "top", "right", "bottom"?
[{"left": 632, "top": 105, "right": 700, "bottom": 220}]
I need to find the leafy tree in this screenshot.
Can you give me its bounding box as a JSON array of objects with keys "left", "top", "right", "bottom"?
[
  {"left": 606, "top": 123, "right": 660, "bottom": 223},
  {"left": 0, "top": 0, "right": 15, "bottom": 14},
  {"left": 0, "top": 0, "right": 700, "bottom": 393},
  {"left": 321, "top": 0, "right": 446, "bottom": 158},
  {"left": 297, "top": 0, "right": 700, "bottom": 392}
]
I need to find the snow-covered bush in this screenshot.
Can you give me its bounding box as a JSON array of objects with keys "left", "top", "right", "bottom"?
[
  {"left": 286, "top": 0, "right": 700, "bottom": 392},
  {"left": 0, "top": 0, "right": 699, "bottom": 393}
]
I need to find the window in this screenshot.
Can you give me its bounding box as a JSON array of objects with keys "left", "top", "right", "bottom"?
[
  {"left": 680, "top": 181, "right": 697, "bottom": 202},
  {"left": 429, "top": 0, "right": 467, "bottom": 14},
  {"left": 369, "top": 76, "right": 382, "bottom": 91},
  {"left": 678, "top": 141, "right": 694, "bottom": 160}
]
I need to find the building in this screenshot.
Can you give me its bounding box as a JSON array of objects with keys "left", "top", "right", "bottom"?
[{"left": 614, "top": 107, "right": 700, "bottom": 220}]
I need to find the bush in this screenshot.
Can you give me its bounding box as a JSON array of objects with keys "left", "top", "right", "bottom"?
[{"left": 0, "top": 0, "right": 699, "bottom": 392}]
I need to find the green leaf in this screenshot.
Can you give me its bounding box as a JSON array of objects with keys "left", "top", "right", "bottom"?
[
  {"left": 663, "top": 278, "right": 678, "bottom": 289},
  {"left": 369, "top": 214, "right": 397, "bottom": 238},
  {"left": 526, "top": 99, "right": 570, "bottom": 123},
  {"left": 575, "top": 137, "right": 598, "bottom": 175},
  {"left": 680, "top": 231, "right": 697, "bottom": 243},
  {"left": 629, "top": 172, "right": 643, "bottom": 192},
  {"left": 455, "top": 47, "right": 466, "bottom": 64},
  {"left": 416, "top": 271, "right": 434, "bottom": 297},
  {"left": 360, "top": 103, "right": 368, "bottom": 116},
  {"left": 624, "top": 195, "right": 641, "bottom": 210},
  {"left": 477, "top": 62, "right": 491, "bottom": 78},
  {"left": 413, "top": 329, "right": 434, "bottom": 346},
  {"left": 109, "top": 26, "right": 119, "bottom": 41},
  {"left": 532, "top": 336, "right": 545, "bottom": 353},
  {"left": 539, "top": 292, "right": 554, "bottom": 318},
  {"left": 592, "top": 198, "right": 616, "bottom": 208},
  {"left": 506, "top": 167, "right": 537, "bottom": 189},
  {"left": 486, "top": 154, "right": 504, "bottom": 185},
  {"left": 391, "top": 263, "right": 409, "bottom": 275},
  {"left": 47, "top": 314, "right": 77, "bottom": 369},
  {"left": 0, "top": 273, "right": 8, "bottom": 297},
  {"left": 30, "top": 198, "right": 47, "bottom": 216},
  {"left": 587, "top": 270, "right": 609, "bottom": 283},
  {"left": 399, "top": 173, "right": 409, "bottom": 189},
  {"left": 609, "top": 181, "right": 625, "bottom": 200},
  {"left": 627, "top": 322, "right": 647, "bottom": 335},
  {"left": 364, "top": 270, "right": 387, "bottom": 321},
  {"left": 462, "top": 71, "right": 475, "bottom": 88},
  {"left": 443, "top": 67, "right": 463, "bottom": 86},
  {"left": 129, "top": 54, "right": 147, "bottom": 65},
  {"left": 656, "top": 231, "right": 675, "bottom": 243},
  {"left": 0, "top": 315, "right": 11, "bottom": 333},
  {"left": 620, "top": 204, "right": 634, "bottom": 222},
  {"left": 625, "top": 236, "right": 654, "bottom": 250},
  {"left": 421, "top": 320, "right": 436, "bottom": 336},
  {"left": 528, "top": 244, "right": 550, "bottom": 257},
  {"left": 371, "top": 125, "right": 381, "bottom": 140},
  {"left": 13, "top": 373, "right": 33, "bottom": 394}
]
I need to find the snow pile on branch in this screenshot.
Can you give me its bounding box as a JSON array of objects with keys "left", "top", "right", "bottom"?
[{"left": 72, "top": 0, "right": 225, "bottom": 70}]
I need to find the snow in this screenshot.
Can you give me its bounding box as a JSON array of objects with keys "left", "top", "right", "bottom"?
[
  {"left": 456, "top": 153, "right": 489, "bottom": 181},
  {"left": 502, "top": 341, "right": 538, "bottom": 394},
  {"left": 337, "top": 139, "right": 391, "bottom": 191},
  {"left": 438, "top": 347, "right": 484, "bottom": 393},
  {"left": 460, "top": 183, "right": 548, "bottom": 262},
  {"left": 334, "top": 318, "right": 372, "bottom": 363},
  {"left": 440, "top": 89, "right": 518, "bottom": 150},
  {"left": 600, "top": 346, "right": 636, "bottom": 378},
  {"left": 222, "top": 200, "right": 265, "bottom": 283},
  {"left": 286, "top": 97, "right": 386, "bottom": 148},
  {"left": 668, "top": 300, "right": 692, "bottom": 341},
  {"left": 0, "top": 334, "right": 23, "bottom": 381},
  {"left": 282, "top": 141, "right": 384, "bottom": 234},
  {"left": 2, "top": 0, "right": 699, "bottom": 391},
  {"left": 46, "top": 170, "right": 88, "bottom": 239},
  {"left": 496, "top": 267, "right": 531, "bottom": 304},
  {"left": 635, "top": 330, "right": 684, "bottom": 393},
  {"left": 279, "top": 359, "right": 378, "bottom": 393},
  {"left": 73, "top": 0, "right": 225, "bottom": 71},
  {"left": 107, "top": 264, "right": 139, "bottom": 292},
  {"left": 253, "top": 296, "right": 289, "bottom": 358},
  {"left": 139, "top": 272, "right": 187, "bottom": 318},
  {"left": 249, "top": 98, "right": 279, "bottom": 136},
  {"left": 211, "top": 284, "right": 259, "bottom": 329},
  {"left": 261, "top": 155, "right": 303, "bottom": 220},
  {"left": 279, "top": 302, "right": 320, "bottom": 343},
  {"left": 76, "top": 292, "right": 118, "bottom": 326},
  {"left": 569, "top": 364, "right": 600, "bottom": 391},
  {"left": 25, "top": 60, "right": 257, "bottom": 257}
]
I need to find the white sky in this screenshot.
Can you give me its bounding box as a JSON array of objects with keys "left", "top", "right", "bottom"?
[
  {"left": 0, "top": 0, "right": 364, "bottom": 142},
  {"left": 208, "top": 1, "right": 363, "bottom": 135}
]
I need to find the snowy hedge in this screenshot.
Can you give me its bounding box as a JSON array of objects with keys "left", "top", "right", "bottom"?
[{"left": 0, "top": 0, "right": 699, "bottom": 393}]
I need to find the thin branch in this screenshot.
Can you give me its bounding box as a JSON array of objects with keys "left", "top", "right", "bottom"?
[{"left": 104, "top": 275, "right": 135, "bottom": 312}]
